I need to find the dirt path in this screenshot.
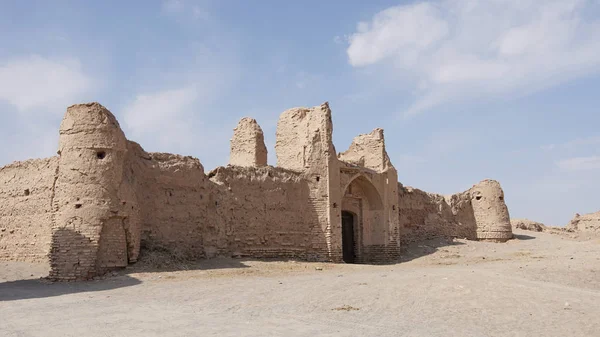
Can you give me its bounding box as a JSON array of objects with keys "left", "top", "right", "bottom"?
[{"left": 1, "top": 229, "right": 599, "bottom": 337}]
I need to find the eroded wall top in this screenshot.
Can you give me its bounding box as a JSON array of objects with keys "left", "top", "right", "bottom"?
[
  {"left": 229, "top": 117, "right": 268, "bottom": 167},
  {"left": 59, "top": 102, "right": 127, "bottom": 152},
  {"left": 338, "top": 128, "right": 392, "bottom": 173},
  {"left": 275, "top": 102, "right": 336, "bottom": 171}
]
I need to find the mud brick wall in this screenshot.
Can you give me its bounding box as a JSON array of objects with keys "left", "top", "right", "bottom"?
[
  {"left": 397, "top": 184, "right": 477, "bottom": 245},
  {"left": 209, "top": 165, "right": 329, "bottom": 260},
  {"left": 0, "top": 157, "right": 58, "bottom": 262},
  {"left": 132, "top": 151, "right": 214, "bottom": 259}
]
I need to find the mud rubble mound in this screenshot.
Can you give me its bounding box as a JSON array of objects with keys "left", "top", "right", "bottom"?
[{"left": 511, "top": 218, "right": 546, "bottom": 232}]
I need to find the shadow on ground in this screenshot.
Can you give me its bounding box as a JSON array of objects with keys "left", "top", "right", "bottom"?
[
  {"left": 513, "top": 234, "right": 536, "bottom": 241},
  {"left": 0, "top": 275, "right": 142, "bottom": 302},
  {"left": 0, "top": 250, "right": 252, "bottom": 302},
  {"left": 399, "top": 237, "right": 466, "bottom": 263}
]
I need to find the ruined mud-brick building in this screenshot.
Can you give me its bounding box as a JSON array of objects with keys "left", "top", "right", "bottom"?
[
  {"left": 567, "top": 211, "right": 600, "bottom": 233},
  {"left": 0, "top": 102, "right": 512, "bottom": 280}
]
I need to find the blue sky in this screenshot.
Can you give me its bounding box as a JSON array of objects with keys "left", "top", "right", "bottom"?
[{"left": 1, "top": 0, "right": 599, "bottom": 226}]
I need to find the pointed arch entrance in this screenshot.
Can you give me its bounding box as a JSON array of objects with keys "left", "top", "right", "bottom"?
[{"left": 341, "top": 174, "right": 384, "bottom": 263}]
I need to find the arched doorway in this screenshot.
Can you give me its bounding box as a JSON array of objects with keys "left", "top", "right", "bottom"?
[
  {"left": 341, "top": 211, "right": 356, "bottom": 263},
  {"left": 340, "top": 174, "right": 385, "bottom": 263}
]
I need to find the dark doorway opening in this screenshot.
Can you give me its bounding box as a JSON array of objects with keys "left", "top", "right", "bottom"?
[{"left": 341, "top": 211, "right": 355, "bottom": 263}]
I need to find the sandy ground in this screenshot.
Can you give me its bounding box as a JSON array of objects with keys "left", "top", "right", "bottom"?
[{"left": 1, "top": 229, "right": 599, "bottom": 337}]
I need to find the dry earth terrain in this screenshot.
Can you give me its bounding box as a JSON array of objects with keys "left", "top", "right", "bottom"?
[{"left": 1, "top": 229, "right": 599, "bottom": 337}]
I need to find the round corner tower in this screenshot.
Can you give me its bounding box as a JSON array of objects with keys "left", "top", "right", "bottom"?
[
  {"left": 49, "top": 102, "right": 129, "bottom": 280},
  {"left": 470, "top": 179, "right": 512, "bottom": 242}
]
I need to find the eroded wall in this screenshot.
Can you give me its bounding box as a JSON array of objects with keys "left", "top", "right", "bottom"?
[
  {"left": 567, "top": 211, "right": 600, "bottom": 233},
  {"left": 130, "top": 150, "right": 219, "bottom": 259},
  {"left": 229, "top": 117, "right": 268, "bottom": 167},
  {"left": 127, "top": 150, "right": 332, "bottom": 262},
  {"left": 397, "top": 179, "right": 512, "bottom": 244},
  {"left": 275, "top": 102, "right": 341, "bottom": 261},
  {"left": 209, "top": 166, "right": 328, "bottom": 260},
  {"left": 397, "top": 184, "right": 477, "bottom": 244},
  {"left": 338, "top": 128, "right": 392, "bottom": 172},
  {"left": 0, "top": 157, "right": 58, "bottom": 262}
]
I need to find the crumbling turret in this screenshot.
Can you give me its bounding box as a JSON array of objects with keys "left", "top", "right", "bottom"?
[
  {"left": 470, "top": 179, "right": 512, "bottom": 241},
  {"left": 49, "top": 102, "right": 129, "bottom": 280},
  {"left": 229, "top": 117, "right": 268, "bottom": 167}
]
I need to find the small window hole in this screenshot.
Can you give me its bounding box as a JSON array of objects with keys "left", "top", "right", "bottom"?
[
  {"left": 96, "top": 151, "right": 106, "bottom": 159},
  {"left": 315, "top": 176, "right": 320, "bottom": 182},
  {"left": 24, "top": 189, "right": 30, "bottom": 196},
  {"left": 475, "top": 196, "right": 482, "bottom": 201},
  {"left": 75, "top": 204, "right": 82, "bottom": 209}
]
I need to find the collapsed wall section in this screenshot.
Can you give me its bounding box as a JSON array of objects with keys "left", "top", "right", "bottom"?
[{"left": 0, "top": 157, "right": 58, "bottom": 262}]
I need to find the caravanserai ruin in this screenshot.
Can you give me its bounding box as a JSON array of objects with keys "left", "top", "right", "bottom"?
[{"left": 0, "top": 102, "right": 513, "bottom": 280}]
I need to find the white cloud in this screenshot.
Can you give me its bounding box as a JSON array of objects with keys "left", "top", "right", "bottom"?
[
  {"left": 348, "top": 3, "right": 449, "bottom": 68},
  {"left": 122, "top": 86, "right": 199, "bottom": 151},
  {"left": 346, "top": 0, "right": 600, "bottom": 116},
  {"left": 0, "top": 54, "right": 93, "bottom": 165},
  {"left": 0, "top": 55, "right": 91, "bottom": 113},
  {"left": 119, "top": 73, "right": 237, "bottom": 164},
  {"left": 0, "top": 124, "right": 58, "bottom": 163},
  {"left": 557, "top": 156, "right": 600, "bottom": 171},
  {"left": 116, "top": 10, "right": 240, "bottom": 166}
]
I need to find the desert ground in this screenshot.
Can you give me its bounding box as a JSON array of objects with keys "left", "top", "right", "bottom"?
[{"left": 1, "top": 229, "right": 599, "bottom": 337}]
